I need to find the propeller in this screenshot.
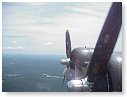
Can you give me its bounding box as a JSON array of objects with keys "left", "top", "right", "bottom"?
[
  {"left": 61, "top": 30, "right": 72, "bottom": 86},
  {"left": 86, "top": 2, "right": 122, "bottom": 91},
  {"left": 62, "top": 76, "right": 66, "bottom": 87}
]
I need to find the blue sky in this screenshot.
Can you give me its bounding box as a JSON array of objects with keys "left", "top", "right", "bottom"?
[{"left": 2, "top": 2, "right": 122, "bottom": 54}]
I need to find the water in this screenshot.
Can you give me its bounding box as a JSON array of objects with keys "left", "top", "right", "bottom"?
[{"left": 2, "top": 54, "right": 68, "bottom": 92}]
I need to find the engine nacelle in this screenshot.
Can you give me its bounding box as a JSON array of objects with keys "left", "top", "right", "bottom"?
[{"left": 67, "top": 78, "right": 90, "bottom": 92}]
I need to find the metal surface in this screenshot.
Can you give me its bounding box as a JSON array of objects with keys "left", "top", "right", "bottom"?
[
  {"left": 67, "top": 78, "right": 89, "bottom": 92},
  {"left": 62, "top": 47, "right": 122, "bottom": 91},
  {"left": 108, "top": 52, "right": 122, "bottom": 91}
]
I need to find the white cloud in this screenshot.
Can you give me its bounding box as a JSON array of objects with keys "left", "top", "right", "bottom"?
[
  {"left": 24, "top": 2, "right": 46, "bottom": 6},
  {"left": 3, "top": 13, "right": 107, "bottom": 50},
  {"left": 2, "top": 46, "right": 26, "bottom": 50},
  {"left": 4, "top": 17, "right": 40, "bottom": 25},
  {"left": 44, "top": 42, "right": 52, "bottom": 46},
  {"left": 69, "top": 7, "right": 106, "bottom": 17},
  {"left": 3, "top": 2, "right": 121, "bottom": 54},
  {"left": 12, "top": 40, "right": 17, "bottom": 44}
]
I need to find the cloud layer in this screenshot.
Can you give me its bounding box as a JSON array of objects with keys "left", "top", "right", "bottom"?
[{"left": 2, "top": 2, "right": 122, "bottom": 54}]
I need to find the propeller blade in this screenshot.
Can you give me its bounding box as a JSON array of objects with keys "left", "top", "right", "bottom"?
[
  {"left": 62, "top": 76, "right": 66, "bottom": 87},
  {"left": 62, "top": 66, "right": 69, "bottom": 87},
  {"left": 87, "top": 2, "right": 122, "bottom": 83},
  {"left": 61, "top": 30, "right": 72, "bottom": 87},
  {"left": 66, "top": 30, "right": 71, "bottom": 58},
  {"left": 63, "top": 67, "right": 68, "bottom": 75}
]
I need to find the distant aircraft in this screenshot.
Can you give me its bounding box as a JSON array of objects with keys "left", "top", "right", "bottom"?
[{"left": 60, "top": 2, "right": 122, "bottom": 92}]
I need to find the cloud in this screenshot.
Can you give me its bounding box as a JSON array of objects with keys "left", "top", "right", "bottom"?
[
  {"left": 12, "top": 40, "right": 17, "bottom": 44},
  {"left": 3, "top": 10, "right": 109, "bottom": 51},
  {"left": 69, "top": 7, "right": 106, "bottom": 17},
  {"left": 2, "top": 46, "right": 26, "bottom": 50},
  {"left": 3, "top": 2, "right": 121, "bottom": 54},
  {"left": 44, "top": 42, "right": 52, "bottom": 46},
  {"left": 25, "top": 2, "right": 46, "bottom": 6}
]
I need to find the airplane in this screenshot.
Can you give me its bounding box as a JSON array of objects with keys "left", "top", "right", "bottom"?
[{"left": 60, "top": 2, "right": 122, "bottom": 92}]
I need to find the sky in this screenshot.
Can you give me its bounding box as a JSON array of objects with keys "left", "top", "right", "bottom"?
[{"left": 2, "top": 2, "right": 122, "bottom": 54}]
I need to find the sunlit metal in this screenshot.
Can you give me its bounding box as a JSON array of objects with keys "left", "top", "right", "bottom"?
[
  {"left": 67, "top": 78, "right": 89, "bottom": 92},
  {"left": 117, "top": 57, "right": 122, "bottom": 62},
  {"left": 60, "top": 58, "right": 70, "bottom": 65},
  {"left": 82, "top": 50, "right": 89, "bottom": 53}
]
